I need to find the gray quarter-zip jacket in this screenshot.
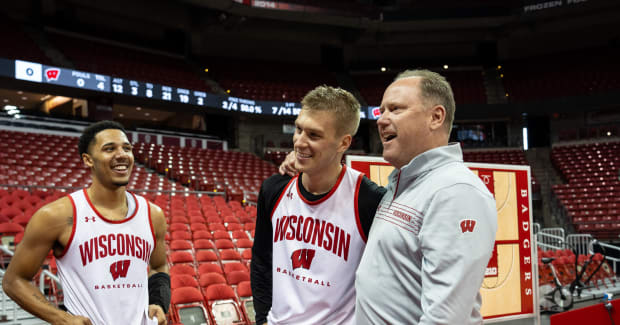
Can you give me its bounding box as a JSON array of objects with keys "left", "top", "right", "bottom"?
[{"left": 355, "top": 143, "right": 498, "bottom": 325}]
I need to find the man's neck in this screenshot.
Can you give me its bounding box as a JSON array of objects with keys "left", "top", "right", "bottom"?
[
  {"left": 86, "top": 180, "right": 127, "bottom": 210},
  {"left": 301, "top": 163, "right": 343, "bottom": 195}
]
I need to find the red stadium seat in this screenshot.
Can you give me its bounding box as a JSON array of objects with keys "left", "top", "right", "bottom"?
[
  {"left": 169, "top": 264, "right": 197, "bottom": 278},
  {"left": 237, "top": 281, "right": 255, "bottom": 324},
  {"left": 219, "top": 249, "right": 241, "bottom": 263},
  {"left": 198, "top": 263, "right": 224, "bottom": 276},
  {"left": 171, "top": 231, "right": 191, "bottom": 241},
  {"left": 194, "top": 239, "right": 215, "bottom": 251},
  {"left": 171, "top": 287, "right": 210, "bottom": 325},
  {"left": 213, "top": 230, "right": 232, "bottom": 240},
  {"left": 169, "top": 223, "right": 189, "bottom": 232},
  {"left": 190, "top": 223, "right": 208, "bottom": 232},
  {"left": 225, "top": 270, "right": 250, "bottom": 286},
  {"left": 171, "top": 274, "right": 199, "bottom": 290},
  {"left": 196, "top": 250, "right": 218, "bottom": 263},
  {"left": 193, "top": 230, "right": 212, "bottom": 240},
  {"left": 223, "top": 262, "right": 248, "bottom": 275},
  {"left": 215, "top": 239, "right": 234, "bottom": 250},
  {"left": 199, "top": 272, "right": 227, "bottom": 290},
  {"left": 170, "top": 251, "right": 195, "bottom": 265},
  {"left": 205, "top": 284, "right": 244, "bottom": 325},
  {"left": 235, "top": 239, "right": 253, "bottom": 250},
  {"left": 169, "top": 240, "right": 192, "bottom": 251}
]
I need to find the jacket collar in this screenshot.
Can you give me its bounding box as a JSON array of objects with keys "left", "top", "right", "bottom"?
[{"left": 388, "top": 143, "right": 463, "bottom": 185}]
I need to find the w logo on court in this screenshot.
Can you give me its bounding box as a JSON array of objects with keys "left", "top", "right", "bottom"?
[
  {"left": 460, "top": 219, "right": 476, "bottom": 233},
  {"left": 110, "top": 260, "right": 131, "bottom": 281},
  {"left": 291, "top": 249, "right": 316, "bottom": 270}
]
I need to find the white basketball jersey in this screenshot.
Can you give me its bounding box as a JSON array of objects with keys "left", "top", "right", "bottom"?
[
  {"left": 268, "top": 166, "right": 366, "bottom": 325},
  {"left": 57, "top": 189, "right": 157, "bottom": 325}
]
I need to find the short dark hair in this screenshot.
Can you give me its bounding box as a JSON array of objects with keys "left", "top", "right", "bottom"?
[{"left": 78, "top": 120, "right": 128, "bottom": 157}]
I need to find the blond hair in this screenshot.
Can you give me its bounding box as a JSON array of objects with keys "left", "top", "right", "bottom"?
[
  {"left": 301, "top": 85, "right": 361, "bottom": 136},
  {"left": 395, "top": 69, "right": 456, "bottom": 134}
]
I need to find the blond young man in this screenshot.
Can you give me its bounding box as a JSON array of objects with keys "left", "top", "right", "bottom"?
[{"left": 251, "top": 86, "right": 385, "bottom": 325}]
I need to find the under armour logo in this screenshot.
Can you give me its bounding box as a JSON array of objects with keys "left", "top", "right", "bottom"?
[
  {"left": 286, "top": 191, "right": 294, "bottom": 200},
  {"left": 460, "top": 219, "right": 476, "bottom": 233},
  {"left": 291, "top": 249, "right": 316, "bottom": 270},
  {"left": 85, "top": 216, "right": 95, "bottom": 222},
  {"left": 110, "top": 260, "right": 131, "bottom": 281}
]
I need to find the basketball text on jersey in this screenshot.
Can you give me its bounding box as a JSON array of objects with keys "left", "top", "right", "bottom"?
[
  {"left": 273, "top": 215, "right": 351, "bottom": 261},
  {"left": 79, "top": 233, "right": 153, "bottom": 266}
]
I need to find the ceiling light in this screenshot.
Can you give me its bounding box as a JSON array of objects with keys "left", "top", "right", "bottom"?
[
  {"left": 380, "top": 67, "right": 386, "bottom": 72},
  {"left": 21, "top": 97, "right": 27, "bottom": 100},
  {"left": 608, "top": 131, "right": 612, "bottom": 136},
  {"left": 144, "top": 112, "right": 150, "bottom": 116},
  {"left": 13, "top": 114, "right": 21, "bottom": 119},
  {"left": 4, "top": 105, "right": 17, "bottom": 111},
  {"left": 204, "top": 68, "right": 209, "bottom": 72},
  {"left": 17, "top": 91, "right": 23, "bottom": 95},
  {"left": 136, "top": 107, "right": 142, "bottom": 111},
  {"left": 497, "top": 65, "right": 502, "bottom": 70},
  {"left": 226, "top": 89, "right": 231, "bottom": 93},
  {"left": 119, "top": 113, "right": 124, "bottom": 117},
  {"left": 443, "top": 65, "right": 448, "bottom": 70},
  {"left": 500, "top": 74, "right": 504, "bottom": 78},
  {"left": 3, "top": 99, "right": 8, "bottom": 103},
  {"left": 7, "top": 109, "right": 20, "bottom": 115},
  {"left": 152, "top": 118, "right": 158, "bottom": 121}
]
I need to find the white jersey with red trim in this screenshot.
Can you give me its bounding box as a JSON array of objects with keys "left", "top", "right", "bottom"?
[
  {"left": 267, "top": 165, "right": 366, "bottom": 325},
  {"left": 56, "top": 189, "right": 157, "bottom": 325}
]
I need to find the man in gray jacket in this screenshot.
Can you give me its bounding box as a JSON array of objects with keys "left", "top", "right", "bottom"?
[{"left": 355, "top": 70, "right": 498, "bottom": 324}]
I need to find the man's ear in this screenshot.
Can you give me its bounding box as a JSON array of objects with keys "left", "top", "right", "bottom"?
[
  {"left": 82, "top": 153, "right": 94, "bottom": 168},
  {"left": 429, "top": 105, "right": 446, "bottom": 131},
  {"left": 338, "top": 134, "right": 352, "bottom": 153}
]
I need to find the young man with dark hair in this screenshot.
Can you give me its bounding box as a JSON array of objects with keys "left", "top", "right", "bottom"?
[
  {"left": 251, "top": 86, "right": 385, "bottom": 325},
  {"left": 3, "top": 120, "right": 170, "bottom": 325}
]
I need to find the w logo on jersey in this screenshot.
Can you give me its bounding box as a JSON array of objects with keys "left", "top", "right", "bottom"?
[
  {"left": 460, "top": 219, "right": 476, "bottom": 233},
  {"left": 291, "top": 249, "right": 316, "bottom": 270},
  {"left": 110, "top": 260, "right": 131, "bottom": 281}
]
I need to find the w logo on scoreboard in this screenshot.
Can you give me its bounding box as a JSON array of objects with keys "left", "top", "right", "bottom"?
[
  {"left": 291, "top": 249, "right": 316, "bottom": 270},
  {"left": 109, "top": 259, "right": 131, "bottom": 281}
]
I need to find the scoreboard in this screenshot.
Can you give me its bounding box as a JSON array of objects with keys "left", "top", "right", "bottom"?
[{"left": 2, "top": 57, "right": 371, "bottom": 119}]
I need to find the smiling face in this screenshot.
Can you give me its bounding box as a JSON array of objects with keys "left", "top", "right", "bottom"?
[
  {"left": 293, "top": 109, "right": 350, "bottom": 176},
  {"left": 378, "top": 77, "right": 442, "bottom": 169},
  {"left": 82, "top": 129, "right": 134, "bottom": 189}
]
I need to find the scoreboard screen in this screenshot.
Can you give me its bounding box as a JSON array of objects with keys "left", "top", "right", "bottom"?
[
  {"left": 15, "top": 60, "right": 110, "bottom": 92},
  {"left": 2, "top": 57, "right": 376, "bottom": 119},
  {"left": 111, "top": 77, "right": 216, "bottom": 107}
]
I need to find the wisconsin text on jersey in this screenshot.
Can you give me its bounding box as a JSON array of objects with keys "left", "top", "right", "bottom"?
[
  {"left": 79, "top": 233, "right": 153, "bottom": 266},
  {"left": 273, "top": 215, "right": 352, "bottom": 261}
]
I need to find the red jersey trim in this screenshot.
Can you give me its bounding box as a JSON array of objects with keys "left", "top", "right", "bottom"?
[
  {"left": 297, "top": 165, "right": 347, "bottom": 205},
  {"left": 83, "top": 188, "right": 139, "bottom": 224},
  {"left": 147, "top": 198, "right": 157, "bottom": 251},
  {"left": 58, "top": 194, "right": 77, "bottom": 258},
  {"left": 353, "top": 173, "right": 367, "bottom": 243},
  {"left": 270, "top": 177, "right": 297, "bottom": 220}
]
